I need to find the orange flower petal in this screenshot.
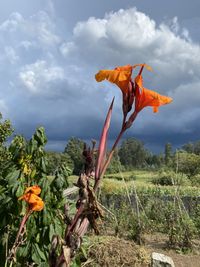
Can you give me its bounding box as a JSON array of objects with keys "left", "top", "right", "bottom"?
[
  {"left": 27, "top": 194, "right": 43, "bottom": 204},
  {"left": 24, "top": 185, "right": 41, "bottom": 195},
  {"left": 135, "top": 87, "right": 172, "bottom": 112},
  {"left": 95, "top": 65, "right": 133, "bottom": 94},
  {"left": 30, "top": 200, "right": 44, "bottom": 211},
  {"left": 18, "top": 192, "right": 30, "bottom": 201},
  {"left": 18, "top": 186, "right": 44, "bottom": 212},
  {"left": 132, "top": 63, "right": 153, "bottom": 72},
  {"left": 135, "top": 75, "right": 143, "bottom": 89}
]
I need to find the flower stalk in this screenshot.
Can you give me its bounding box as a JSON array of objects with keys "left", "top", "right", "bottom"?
[
  {"left": 7, "top": 186, "right": 44, "bottom": 265},
  {"left": 49, "top": 63, "right": 172, "bottom": 267}
]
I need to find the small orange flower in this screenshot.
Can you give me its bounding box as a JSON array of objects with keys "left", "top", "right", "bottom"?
[{"left": 19, "top": 185, "right": 44, "bottom": 212}]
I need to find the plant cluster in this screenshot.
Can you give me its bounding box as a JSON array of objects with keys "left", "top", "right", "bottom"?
[{"left": 0, "top": 63, "right": 172, "bottom": 266}]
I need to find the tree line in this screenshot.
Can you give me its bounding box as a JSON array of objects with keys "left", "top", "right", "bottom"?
[
  {"left": 46, "top": 137, "right": 200, "bottom": 179},
  {"left": 1, "top": 112, "right": 200, "bottom": 179}
]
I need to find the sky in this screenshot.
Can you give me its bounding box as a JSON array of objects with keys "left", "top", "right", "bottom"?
[{"left": 0, "top": 0, "right": 200, "bottom": 153}]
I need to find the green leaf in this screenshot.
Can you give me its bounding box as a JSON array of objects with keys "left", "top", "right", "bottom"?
[
  {"left": 16, "top": 184, "right": 24, "bottom": 197},
  {"left": 34, "top": 243, "right": 47, "bottom": 261},
  {"left": 80, "top": 246, "right": 87, "bottom": 259},
  {"left": 17, "top": 241, "right": 30, "bottom": 258},
  {"left": 49, "top": 224, "right": 55, "bottom": 242},
  {"left": 6, "top": 169, "right": 20, "bottom": 184}
]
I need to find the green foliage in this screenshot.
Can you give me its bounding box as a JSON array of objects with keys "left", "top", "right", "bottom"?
[
  {"left": 189, "top": 174, "right": 200, "bottom": 186},
  {"left": 119, "top": 138, "right": 149, "bottom": 169},
  {"left": 64, "top": 137, "right": 84, "bottom": 175},
  {"left": 146, "top": 154, "right": 164, "bottom": 169},
  {"left": 46, "top": 151, "right": 74, "bottom": 175},
  {"left": 182, "top": 140, "right": 200, "bottom": 155},
  {"left": 0, "top": 127, "right": 70, "bottom": 266},
  {"left": 164, "top": 202, "right": 197, "bottom": 250},
  {"left": 0, "top": 113, "right": 13, "bottom": 145},
  {"left": 105, "top": 149, "right": 124, "bottom": 174},
  {"left": 152, "top": 170, "right": 190, "bottom": 186},
  {"left": 164, "top": 143, "right": 172, "bottom": 166},
  {"left": 0, "top": 113, "right": 13, "bottom": 175},
  {"left": 174, "top": 151, "right": 200, "bottom": 177}
]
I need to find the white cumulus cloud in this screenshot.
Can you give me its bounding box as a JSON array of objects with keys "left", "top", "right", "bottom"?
[{"left": 19, "top": 60, "right": 65, "bottom": 93}]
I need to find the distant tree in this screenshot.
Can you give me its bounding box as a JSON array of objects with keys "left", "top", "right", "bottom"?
[
  {"left": 194, "top": 141, "right": 200, "bottom": 155},
  {"left": 118, "top": 137, "right": 148, "bottom": 169},
  {"left": 64, "top": 137, "right": 84, "bottom": 175},
  {"left": 106, "top": 149, "right": 123, "bottom": 174},
  {"left": 182, "top": 141, "right": 200, "bottom": 155},
  {"left": 148, "top": 154, "right": 164, "bottom": 168},
  {"left": 46, "top": 151, "right": 74, "bottom": 175},
  {"left": 164, "top": 143, "right": 172, "bottom": 166},
  {"left": 0, "top": 113, "right": 13, "bottom": 173},
  {"left": 174, "top": 151, "right": 200, "bottom": 177},
  {"left": 182, "top": 142, "right": 194, "bottom": 154}
]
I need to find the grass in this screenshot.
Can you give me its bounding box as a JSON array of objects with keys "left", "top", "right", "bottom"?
[
  {"left": 67, "top": 169, "right": 200, "bottom": 197},
  {"left": 103, "top": 170, "right": 200, "bottom": 197}
]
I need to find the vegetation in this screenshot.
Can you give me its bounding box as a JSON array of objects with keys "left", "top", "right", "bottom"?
[
  {"left": 2, "top": 63, "right": 200, "bottom": 266},
  {"left": 0, "top": 126, "right": 72, "bottom": 266}
]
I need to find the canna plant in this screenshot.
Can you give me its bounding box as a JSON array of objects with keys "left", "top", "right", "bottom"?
[
  {"left": 8, "top": 185, "right": 44, "bottom": 264},
  {"left": 50, "top": 64, "right": 172, "bottom": 266}
]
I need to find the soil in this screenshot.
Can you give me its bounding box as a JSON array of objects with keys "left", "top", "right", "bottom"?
[
  {"left": 83, "top": 233, "right": 200, "bottom": 267},
  {"left": 145, "top": 233, "right": 200, "bottom": 267}
]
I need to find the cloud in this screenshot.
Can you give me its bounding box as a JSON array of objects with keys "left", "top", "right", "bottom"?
[
  {"left": 19, "top": 60, "right": 65, "bottom": 93},
  {"left": 0, "top": 5, "right": 200, "bottom": 152},
  {"left": 0, "top": 11, "right": 61, "bottom": 48},
  {"left": 60, "top": 8, "right": 200, "bottom": 136},
  {"left": 5, "top": 46, "right": 19, "bottom": 64}
]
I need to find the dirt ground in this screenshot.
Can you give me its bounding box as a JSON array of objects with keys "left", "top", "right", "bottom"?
[
  {"left": 145, "top": 233, "right": 200, "bottom": 267},
  {"left": 84, "top": 233, "right": 200, "bottom": 267}
]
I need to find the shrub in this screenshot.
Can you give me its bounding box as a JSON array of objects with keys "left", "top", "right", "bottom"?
[
  {"left": 164, "top": 202, "right": 197, "bottom": 250},
  {"left": 152, "top": 170, "right": 190, "bottom": 186},
  {"left": 190, "top": 174, "right": 200, "bottom": 186}
]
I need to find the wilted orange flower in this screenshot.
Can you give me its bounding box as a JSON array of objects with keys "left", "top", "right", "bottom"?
[{"left": 19, "top": 185, "right": 44, "bottom": 212}]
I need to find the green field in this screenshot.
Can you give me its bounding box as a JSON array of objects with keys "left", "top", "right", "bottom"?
[{"left": 68, "top": 169, "right": 200, "bottom": 197}]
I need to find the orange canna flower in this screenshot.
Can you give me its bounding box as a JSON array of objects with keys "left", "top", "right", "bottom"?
[
  {"left": 24, "top": 185, "right": 41, "bottom": 195},
  {"left": 95, "top": 63, "right": 172, "bottom": 116},
  {"left": 134, "top": 73, "right": 172, "bottom": 113},
  {"left": 19, "top": 185, "right": 44, "bottom": 212}
]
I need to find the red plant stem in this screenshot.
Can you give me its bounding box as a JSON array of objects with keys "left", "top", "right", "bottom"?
[
  {"left": 66, "top": 205, "right": 84, "bottom": 235},
  {"left": 56, "top": 105, "right": 139, "bottom": 267},
  {"left": 15, "top": 210, "right": 31, "bottom": 245},
  {"left": 138, "top": 65, "right": 144, "bottom": 75},
  {"left": 94, "top": 127, "right": 125, "bottom": 191},
  {"left": 94, "top": 110, "right": 138, "bottom": 192},
  {"left": 9, "top": 209, "right": 32, "bottom": 260}
]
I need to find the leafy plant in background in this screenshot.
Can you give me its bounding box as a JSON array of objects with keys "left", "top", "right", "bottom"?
[
  {"left": 0, "top": 113, "right": 13, "bottom": 175},
  {"left": 49, "top": 63, "right": 172, "bottom": 266},
  {"left": 0, "top": 127, "right": 72, "bottom": 266}
]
